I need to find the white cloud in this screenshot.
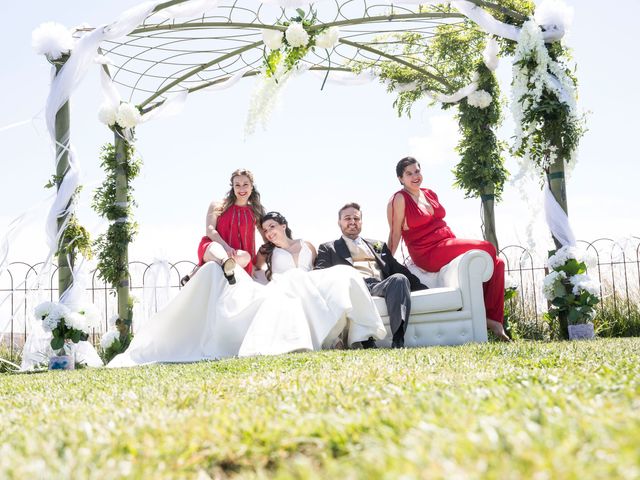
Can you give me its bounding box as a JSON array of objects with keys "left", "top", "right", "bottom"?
[{"left": 407, "top": 114, "right": 460, "bottom": 167}]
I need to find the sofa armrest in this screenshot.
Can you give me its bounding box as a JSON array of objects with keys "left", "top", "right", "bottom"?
[{"left": 437, "top": 249, "right": 493, "bottom": 290}]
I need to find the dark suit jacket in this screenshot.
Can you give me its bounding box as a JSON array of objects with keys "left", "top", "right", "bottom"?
[{"left": 315, "top": 237, "right": 427, "bottom": 292}]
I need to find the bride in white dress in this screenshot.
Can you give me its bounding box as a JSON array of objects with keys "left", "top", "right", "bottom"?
[{"left": 108, "top": 212, "right": 386, "bottom": 367}]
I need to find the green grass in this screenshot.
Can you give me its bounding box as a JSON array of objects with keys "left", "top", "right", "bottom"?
[{"left": 1, "top": 339, "right": 639, "bottom": 479}]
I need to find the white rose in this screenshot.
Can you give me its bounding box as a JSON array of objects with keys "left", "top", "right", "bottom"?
[
  {"left": 505, "top": 273, "right": 519, "bottom": 290},
  {"left": 108, "top": 314, "right": 119, "bottom": 328},
  {"left": 100, "top": 330, "right": 120, "bottom": 349},
  {"left": 79, "top": 304, "right": 101, "bottom": 329},
  {"left": 570, "top": 274, "right": 600, "bottom": 297},
  {"left": 542, "top": 270, "right": 566, "bottom": 301},
  {"left": 64, "top": 311, "right": 90, "bottom": 334},
  {"left": 285, "top": 22, "right": 309, "bottom": 48},
  {"left": 98, "top": 102, "right": 118, "bottom": 126},
  {"left": 315, "top": 27, "right": 340, "bottom": 49},
  {"left": 32, "top": 22, "right": 74, "bottom": 60},
  {"left": 262, "top": 29, "right": 284, "bottom": 50},
  {"left": 34, "top": 301, "right": 57, "bottom": 319},
  {"left": 467, "top": 90, "right": 493, "bottom": 109},
  {"left": 43, "top": 315, "right": 60, "bottom": 332},
  {"left": 48, "top": 303, "right": 71, "bottom": 325},
  {"left": 115, "top": 103, "right": 142, "bottom": 129},
  {"left": 547, "top": 246, "right": 581, "bottom": 269}
]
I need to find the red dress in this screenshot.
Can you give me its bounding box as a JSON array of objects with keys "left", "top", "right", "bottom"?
[
  {"left": 394, "top": 188, "right": 505, "bottom": 323},
  {"left": 197, "top": 204, "right": 256, "bottom": 274}
]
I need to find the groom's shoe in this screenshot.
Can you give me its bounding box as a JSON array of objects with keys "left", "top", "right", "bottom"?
[
  {"left": 361, "top": 337, "right": 377, "bottom": 349},
  {"left": 391, "top": 329, "right": 405, "bottom": 349},
  {"left": 180, "top": 274, "right": 190, "bottom": 287},
  {"left": 222, "top": 258, "right": 237, "bottom": 285}
]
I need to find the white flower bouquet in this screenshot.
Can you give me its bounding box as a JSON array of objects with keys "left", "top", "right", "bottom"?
[
  {"left": 34, "top": 301, "right": 100, "bottom": 354},
  {"left": 542, "top": 246, "right": 600, "bottom": 336},
  {"left": 99, "top": 316, "right": 134, "bottom": 363}
]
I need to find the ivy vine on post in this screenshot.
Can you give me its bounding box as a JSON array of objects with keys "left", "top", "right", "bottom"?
[{"left": 92, "top": 129, "right": 141, "bottom": 342}]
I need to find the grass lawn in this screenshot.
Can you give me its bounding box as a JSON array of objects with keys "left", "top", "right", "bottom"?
[{"left": 1, "top": 338, "right": 639, "bottom": 479}]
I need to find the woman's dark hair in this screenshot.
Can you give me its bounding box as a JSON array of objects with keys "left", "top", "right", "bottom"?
[
  {"left": 396, "top": 156, "right": 420, "bottom": 178},
  {"left": 259, "top": 211, "right": 293, "bottom": 281},
  {"left": 220, "top": 168, "right": 266, "bottom": 222}
]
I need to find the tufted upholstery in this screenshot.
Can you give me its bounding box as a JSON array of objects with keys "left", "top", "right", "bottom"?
[{"left": 373, "top": 249, "right": 493, "bottom": 347}]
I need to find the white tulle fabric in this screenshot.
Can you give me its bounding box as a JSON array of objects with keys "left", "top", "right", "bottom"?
[
  {"left": 544, "top": 181, "right": 576, "bottom": 247},
  {"left": 108, "top": 241, "right": 386, "bottom": 367}
]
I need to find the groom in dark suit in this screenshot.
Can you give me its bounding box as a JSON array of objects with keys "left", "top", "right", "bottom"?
[{"left": 315, "top": 202, "right": 427, "bottom": 348}]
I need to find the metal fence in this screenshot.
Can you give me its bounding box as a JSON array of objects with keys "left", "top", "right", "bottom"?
[{"left": 2, "top": 237, "right": 639, "bottom": 361}]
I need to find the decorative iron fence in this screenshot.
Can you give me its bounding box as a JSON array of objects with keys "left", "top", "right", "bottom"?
[{"left": 1, "top": 238, "right": 639, "bottom": 361}]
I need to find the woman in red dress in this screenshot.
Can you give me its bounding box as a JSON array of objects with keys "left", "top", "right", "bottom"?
[
  {"left": 387, "top": 157, "right": 509, "bottom": 341},
  {"left": 185, "top": 168, "right": 265, "bottom": 285}
]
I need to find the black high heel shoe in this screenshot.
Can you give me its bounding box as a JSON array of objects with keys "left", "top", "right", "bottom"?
[{"left": 222, "top": 257, "right": 237, "bottom": 285}]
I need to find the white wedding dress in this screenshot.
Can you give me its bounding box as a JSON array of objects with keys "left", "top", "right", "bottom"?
[{"left": 108, "top": 241, "right": 386, "bottom": 367}]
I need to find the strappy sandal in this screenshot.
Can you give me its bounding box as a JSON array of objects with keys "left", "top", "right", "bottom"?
[{"left": 222, "top": 257, "right": 237, "bottom": 285}]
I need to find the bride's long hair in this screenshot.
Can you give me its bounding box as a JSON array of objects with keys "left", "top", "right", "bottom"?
[
  {"left": 259, "top": 211, "right": 292, "bottom": 281},
  {"left": 218, "top": 168, "right": 265, "bottom": 222}
]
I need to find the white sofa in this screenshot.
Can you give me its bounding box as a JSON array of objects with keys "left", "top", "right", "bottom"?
[{"left": 372, "top": 249, "right": 493, "bottom": 347}]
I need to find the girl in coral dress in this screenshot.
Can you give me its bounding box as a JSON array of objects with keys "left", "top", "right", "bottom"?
[{"left": 387, "top": 157, "right": 509, "bottom": 341}]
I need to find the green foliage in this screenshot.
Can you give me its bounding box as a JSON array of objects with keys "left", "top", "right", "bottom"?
[
  {"left": 92, "top": 140, "right": 141, "bottom": 287},
  {"left": 454, "top": 62, "right": 508, "bottom": 200},
  {"left": 57, "top": 214, "right": 93, "bottom": 261},
  {"left": 2, "top": 340, "right": 640, "bottom": 477},
  {"left": 594, "top": 296, "right": 640, "bottom": 338}
]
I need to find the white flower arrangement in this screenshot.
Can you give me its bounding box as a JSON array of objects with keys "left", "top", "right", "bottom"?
[
  {"left": 262, "top": 29, "right": 284, "bottom": 50},
  {"left": 34, "top": 301, "right": 99, "bottom": 352},
  {"left": 542, "top": 269, "right": 567, "bottom": 301},
  {"left": 547, "top": 245, "right": 581, "bottom": 270},
  {"left": 315, "top": 27, "right": 340, "bottom": 49},
  {"left": 542, "top": 246, "right": 600, "bottom": 332},
  {"left": 285, "top": 22, "right": 309, "bottom": 48},
  {"left": 115, "top": 102, "right": 142, "bottom": 129},
  {"left": 32, "top": 22, "right": 74, "bottom": 60},
  {"left": 511, "top": 20, "right": 582, "bottom": 173},
  {"left": 466, "top": 90, "right": 493, "bottom": 109},
  {"left": 100, "top": 330, "right": 120, "bottom": 349},
  {"left": 98, "top": 102, "right": 118, "bottom": 126},
  {"left": 34, "top": 301, "right": 57, "bottom": 320},
  {"left": 569, "top": 273, "right": 600, "bottom": 297}
]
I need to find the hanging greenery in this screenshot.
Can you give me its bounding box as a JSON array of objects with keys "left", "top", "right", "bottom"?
[
  {"left": 453, "top": 62, "right": 507, "bottom": 200},
  {"left": 44, "top": 180, "right": 92, "bottom": 262},
  {"left": 92, "top": 139, "right": 141, "bottom": 287}
]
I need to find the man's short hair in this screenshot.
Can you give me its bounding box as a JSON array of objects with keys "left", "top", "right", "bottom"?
[{"left": 338, "top": 202, "right": 361, "bottom": 218}]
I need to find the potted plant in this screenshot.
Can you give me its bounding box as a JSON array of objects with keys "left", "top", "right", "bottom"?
[{"left": 542, "top": 246, "right": 600, "bottom": 340}]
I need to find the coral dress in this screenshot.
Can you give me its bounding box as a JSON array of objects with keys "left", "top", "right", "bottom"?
[
  {"left": 197, "top": 204, "right": 256, "bottom": 274},
  {"left": 395, "top": 188, "right": 505, "bottom": 323}
]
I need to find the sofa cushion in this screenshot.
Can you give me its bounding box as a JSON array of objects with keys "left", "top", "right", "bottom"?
[{"left": 372, "top": 287, "right": 462, "bottom": 317}]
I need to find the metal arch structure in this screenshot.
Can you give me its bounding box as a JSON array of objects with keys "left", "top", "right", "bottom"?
[
  {"left": 98, "top": 0, "right": 519, "bottom": 112},
  {"left": 51, "top": 0, "right": 532, "bottom": 321}
]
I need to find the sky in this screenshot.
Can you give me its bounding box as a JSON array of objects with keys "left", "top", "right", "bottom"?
[{"left": 1, "top": 0, "right": 639, "bottom": 268}]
